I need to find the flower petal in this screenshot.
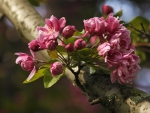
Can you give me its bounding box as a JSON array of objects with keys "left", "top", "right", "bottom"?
[
  {"left": 59, "top": 17, "right": 66, "bottom": 29},
  {"left": 27, "top": 66, "right": 36, "bottom": 81},
  {"left": 50, "top": 15, "right": 60, "bottom": 31}
]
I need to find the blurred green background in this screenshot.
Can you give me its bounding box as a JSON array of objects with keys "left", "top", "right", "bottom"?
[{"left": 0, "top": 0, "right": 150, "bottom": 113}]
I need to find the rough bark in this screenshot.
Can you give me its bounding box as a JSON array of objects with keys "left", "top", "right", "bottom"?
[
  {"left": 1, "top": 0, "right": 150, "bottom": 113},
  {"left": 76, "top": 67, "right": 150, "bottom": 113}
]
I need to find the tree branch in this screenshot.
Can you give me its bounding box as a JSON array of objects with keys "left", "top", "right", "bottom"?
[
  {"left": 0, "top": 0, "right": 45, "bottom": 41},
  {"left": 1, "top": 0, "right": 150, "bottom": 113},
  {"left": 78, "top": 67, "right": 150, "bottom": 113}
]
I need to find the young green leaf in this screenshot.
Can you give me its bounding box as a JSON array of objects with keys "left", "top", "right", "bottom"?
[
  {"left": 23, "top": 68, "right": 48, "bottom": 83},
  {"left": 47, "top": 50, "right": 58, "bottom": 59},
  {"left": 43, "top": 69, "right": 64, "bottom": 88}
]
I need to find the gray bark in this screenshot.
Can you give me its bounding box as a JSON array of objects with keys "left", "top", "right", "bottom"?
[
  {"left": 0, "top": 0, "right": 150, "bottom": 113},
  {"left": 0, "top": 0, "right": 45, "bottom": 41}
]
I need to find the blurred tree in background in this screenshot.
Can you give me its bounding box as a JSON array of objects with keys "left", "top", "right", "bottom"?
[{"left": 0, "top": 0, "right": 150, "bottom": 113}]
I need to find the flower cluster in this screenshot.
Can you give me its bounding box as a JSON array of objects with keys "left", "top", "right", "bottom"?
[
  {"left": 16, "top": 15, "right": 67, "bottom": 80},
  {"left": 15, "top": 15, "right": 87, "bottom": 81},
  {"left": 83, "top": 13, "right": 140, "bottom": 84},
  {"left": 15, "top": 13, "right": 140, "bottom": 85}
]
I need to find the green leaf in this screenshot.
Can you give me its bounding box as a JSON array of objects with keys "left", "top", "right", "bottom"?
[
  {"left": 67, "top": 37, "right": 77, "bottom": 44},
  {"left": 73, "top": 30, "right": 83, "bottom": 36},
  {"left": 115, "top": 10, "right": 123, "bottom": 17},
  {"left": 56, "top": 45, "right": 67, "bottom": 54},
  {"left": 127, "top": 16, "right": 150, "bottom": 43},
  {"left": 78, "top": 48, "right": 92, "bottom": 56},
  {"left": 23, "top": 68, "right": 48, "bottom": 83},
  {"left": 47, "top": 50, "right": 58, "bottom": 59},
  {"left": 43, "top": 69, "right": 63, "bottom": 88}
]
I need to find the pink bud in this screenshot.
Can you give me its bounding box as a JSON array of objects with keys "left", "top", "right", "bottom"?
[
  {"left": 102, "top": 4, "right": 113, "bottom": 15},
  {"left": 74, "top": 39, "right": 86, "bottom": 50},
  {"left": 15, "top": 53, "right": 34, "bottom": 71},
  {"left": 50, "top": 62, "right": 63, "bottom": 77},
  {"left": 46, "top": 39, "right": 58, "bottom": 51},
  {"left": 62, "top": 25, "right": 76, "bottom": 38},
  {"left": 28, "top": 40, "right": 41, "bottom": 52},
  {"left": 65, "top": 43, "right": 74, "bottom": 53}
]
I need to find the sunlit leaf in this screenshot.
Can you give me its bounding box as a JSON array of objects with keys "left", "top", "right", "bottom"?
[
  {"left": 23, "top": 68, "right": 48, "bottom": 83},
  {"left": 67, "top": 37, "right": 77, "bottom": 44},
  {"left": 47, "top": 50, "right": 58, "bottom": 59},
  {"left": 43, "top": 69, "right": 63, "bottom": 88},
  {"left": 115, "top": 10, "right": 123, "bottom": 17},
  {"left": 127, "top": 16, "right": 150, "bottom": 43},
  {"left": 73, "top": 30, "right": 83, "bottom": 36}
]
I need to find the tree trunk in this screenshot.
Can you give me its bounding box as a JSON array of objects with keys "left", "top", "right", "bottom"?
[{"left": 0, "top": 0, "right": 150, "bottom": 112}]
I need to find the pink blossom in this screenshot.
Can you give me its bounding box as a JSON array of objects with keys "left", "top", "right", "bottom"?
[
  {"left": 110, "top": 53, "right": 140, "bottom": 84},
  {"left": 74, "top": 39, "right": 86, "bottom": 50},
  {"left": 117, "top": 27, "right": 131, "bottom": 49},
  {"left": 102, "top": 4, "right": 114, "bottom": 15},
  {"left": 106, "top": 50, "right": 122, "bottom": 67},
  {"left": 65, "top": 43, "right": 74, "bottom": 53},
  {"left": 15, "top": 53, "right": 36, "bottom": 81},
  {"left": 37, "top": 15, "right": 66, "bottom": 43},
  {"left": 97, "top": 42, "right": 111, "bottom": 57},
  {"left": 62, "top": 25, "right": 76, "bottom": 38},
  {"left": 105, "top": 13, "right": 121, "bottom": 33},
  {"left": 83, "top": 17, "right": 107, "bottom": 35},
  {"left": 50, "top": 62, "right": 63, "bottom": 77},
  {"left": 108, "top": 33, "right": 121, "bottom": 49}
]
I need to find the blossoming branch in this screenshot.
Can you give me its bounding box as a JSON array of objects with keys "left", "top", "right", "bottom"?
[{"left": 15, "top": 13, "right": 140, "bottom": 88}]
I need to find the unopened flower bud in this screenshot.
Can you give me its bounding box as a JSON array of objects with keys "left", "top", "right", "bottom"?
[
  {"left": 62, "top": 25, "right": 76, "bottom": 38},
  {"left": 46, "top": 39, "right": 58, "bottom": 51},
  {"left": 74, "top": 39, "right": 86, "bottom": 50},
  {"left": 15, "top": 53, "right": 34, "bottom": 71},
  {"left": 28, "top": 40, "right": 41, "bottom": 52},
  {"left": 50, "top": 62, "right": 63, "bottom": 77},
  {"left": 65, "top": 43, "right": 74, "bottom": 53},
  {"left": 102, "top": 4, "right": 113, "bottom": 15}
]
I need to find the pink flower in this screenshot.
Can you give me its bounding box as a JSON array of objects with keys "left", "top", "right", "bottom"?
[
  {"left": 46, "top": 39, "right": 58, "bottom": 51},
  {"left": 62, "top": 25, "right": 76, "bottom": 38},
  {"left": 83, "top": 17, "right": 107, "bottom": 35},
  {"left": 108, "top": 33, "right": 121, "bottom": 49},
  {"left": 106, "top": 50, "right": 122, "bottom": 67},
  {"left": 50, "top": 62, "right": 63, "bottom": 77},
  {"left": 15, "top": 53, "right": 36, "bottom": 81},
  {"left": 110, "top": 53, "right": 140, "bottom": 84},
  {"left": 102, "top": 4, "right": 114, "bottom": 15},
  {"left": 97, "top": 42, "right": 111, "bottom": 57},
  {"left": 74, "top": 39, "right": 86, "bottom": 50},
  {"left": 105, "top": 13, "right": 121, "bottom": 33},
  {"left": 37, "top": 15, "right": 66, "bottom": 44},
  {"left": 65, "top": 43, "right": 74, "bottom": 53},
  {"left": 28, "top": 39, "right": 42, "bottom": 52}
]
